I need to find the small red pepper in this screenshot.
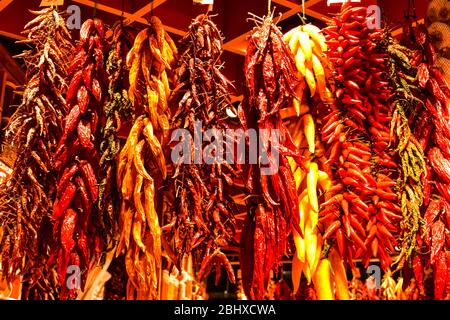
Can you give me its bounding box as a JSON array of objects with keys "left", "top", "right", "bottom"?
[
  {"left": 434, "top": 250, "right": 447, "bottom": 299},
  {"left": 53, "top": 182, "right": 77, "bottom": 219},
  {"left": 79, "top": 160, "right": 99, "bottom": 201},
  {"left": 431, "top": 220, "right": 445, "bottom": 265}
]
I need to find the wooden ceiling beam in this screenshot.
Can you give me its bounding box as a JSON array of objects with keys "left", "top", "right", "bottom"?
[
  {"left": 0, "top": 30, "right": 24, "bottom": 41},
  {"left": 223, "top": 0, "right": 331, "bottom": 57},
  {"left": 161, "top": 24, "right": 186, "bottom": 37},
  {"left": 304, "top": 8, "right": 332, "bottom": 23},
  {"left": 71, "top": 0, "right": 144, "bottom": 21},
  {"left": 304, "top": 0, "right": 325, "bottom": 8},
  {"left": 222, "top": 33, "right": 248, "bottom": 56},
  {"left": 0, "top": 0, "right": 13, "bottom": 12},
  {"left": 273, "top": 0, "right": 325, "bottom": 10},
  {"left": 392, "top": 18, "right": 424, "bottom": 37},
  {"left": 275, "top": 0, "right": 332, "bottom": 23},
  {"left": 272, "top": 0, "right": 297, "bottom": 9},
  {"left": 72, "top": 0, "right": 185, "bottom": 36},
  {"left": 127, "top": 0, "right": 167, "bottom": 20}
]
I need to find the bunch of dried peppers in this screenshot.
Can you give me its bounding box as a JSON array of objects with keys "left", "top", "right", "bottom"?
[
  {"left": 50, "top": 18, "right": 108, "bottom": 299},
  {"left": 320, "top": 2, "right": 400, "bottom": 271},
  {"left": 0, "top": 7, "right": 73, "bottom": 299},
  {"left": 116, "top": 16, "right": 177, "bottom": 300},
  {"left": 401, "top": 22, "right": 450, "bottom": 299},
  {"left": 166, "top": 13, "right": 239, "bottom": 286},
  {"left": 239, "top": 12, "right": 303, "bottom": 300},
  {"left": 99, "top": 22, "right": 134, "bottom": 243}
]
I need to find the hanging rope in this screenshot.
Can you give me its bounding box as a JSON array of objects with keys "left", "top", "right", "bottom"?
[
  {"left": 120, "top": 0, "right": 125, "bottom": 25},
  {"left": 302, "top": 0, "right": 305, "bottom": 19},
  {"left": 296, "top": 0, "right": 307, "bottom": 25},
  {"left": 404, "top": 0, "right": 417, "bottom": 21},
  {"left": 93, "top": 0, "right": 98, "bottom": 18}
]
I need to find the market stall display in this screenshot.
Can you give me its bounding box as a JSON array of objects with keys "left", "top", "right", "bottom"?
[{"left": 0, "top": 0, "right": 449, "bottom": 301}]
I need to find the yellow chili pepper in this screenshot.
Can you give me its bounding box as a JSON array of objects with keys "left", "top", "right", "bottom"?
[
  {"left": 302, "top": 113, "right": 315, "bottom": 154},
  {"left": 329, "top": 248, "right": 350, "bottom": 300},
  {"left": 313, "top": 258, "right": 335, "bottom": 300}
]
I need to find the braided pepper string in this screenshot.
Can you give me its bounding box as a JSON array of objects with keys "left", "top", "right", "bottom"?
[
  {"left": 379, "top": 31, "right": 426, "bottom": 274},
  {"left": 239, "top": 12, "right": 303, "bottom": 300},
  {"left": 98, "top": 22, "right": 133, "bottom": 245},
  {"left": 402, "top": 22, "right": 450, "bottom": 299},
  {"left": 50, "top": 18, "right": 108, "bottom": 299},
  {"left": 116, "top": 16, "right": 177, "bottom": 300}
]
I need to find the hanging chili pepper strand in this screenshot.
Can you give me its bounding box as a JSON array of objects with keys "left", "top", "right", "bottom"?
[
  {"left": 320, "top": 1, "right": 400, "bottom": 271},
  {"left": 239, "top": 12, "right": 303, "bottom": 300},
  {"left": 116, "top": 16, "right": 177, "bottom": 300},
  {"left": 0, "top": 7, "right": 73, "bottom": 300},
  {"left": 98, "top": 22, "right": 134, "bottom": 243},
  {"left": 282, "top": 23, "right": 349, "bottom": 300},
  {"left": 378, "top": 31, "right": 426, "bottom": 278},
  {"left": 166, "top": 13, "right": 239, "bottom": 286},
  {"left": 50, "top": 18, "right": 108, "bottom": 300},
  {"left": 403, "top": 22, "right": 450, "bottom": 300},
  {"left": 362, "top": 24, "right": 401, "bottom": 271}
]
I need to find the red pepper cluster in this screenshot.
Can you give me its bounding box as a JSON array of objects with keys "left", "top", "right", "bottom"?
[
  {"left": 168, "top": 14, "right": 238, "bottom": 285},
  {"left": 239, "top": 15, "right": 303, "bottom": 300},
  {"left": 50, "top": 19, "right": 108, "bottom": 299},
  {"left": 0, "top": 7, "right": 73, "bottom": 299},
  {"left": 402, "top": 24, "right": 450, "bottom": 300},
  {"left": 320, "top": 3, "right": 400, "bottom": 271}
]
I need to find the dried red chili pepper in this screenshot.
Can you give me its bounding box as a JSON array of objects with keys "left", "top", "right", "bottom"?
[
  {"left": 429, "top": 147, "right": 450, "bottom": 184},
  {"left": 77, "top": 85, "right": 90, "bottom": 114},
  {"left": 435, "top": 250, "right": 447, "bottom": 299},
  {"left": 52, "top": 182, "right": 76, "bottom": 220},
  {"left": 57, "top": 163, "right": 79, "bottom": 197},
  {"left": 425, "top": 200, "right": 443, "bottom": 246},
  {"left": 431, "top": 220, "right": 446, "bottom": 265},
  {"left": 412, "top": 255, "right": 425, "bottom": 295},
  {"left": 417, "top": 63, "right": 429, "bottom": 88},
  {"left": 51, "top": 18, "right": 107, "bottom": 299},
  {"left": 319, "top": 3, "right": 401, "bottom": 271}
]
